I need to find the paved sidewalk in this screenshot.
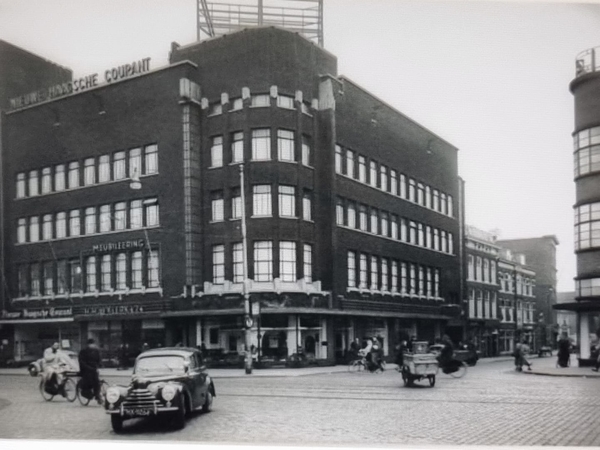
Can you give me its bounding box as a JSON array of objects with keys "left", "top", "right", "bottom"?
[{"left": 523, "top": 352, "right": 600, "bottom": 378}]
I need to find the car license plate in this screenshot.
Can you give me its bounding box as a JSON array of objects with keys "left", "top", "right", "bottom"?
[{"left": 124, "top": 408, "right": 153, "bottom": 416}]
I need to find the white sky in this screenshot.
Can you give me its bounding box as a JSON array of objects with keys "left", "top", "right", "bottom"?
[{"left": 1, "top": 0, "right": 599, "bottom": 292}]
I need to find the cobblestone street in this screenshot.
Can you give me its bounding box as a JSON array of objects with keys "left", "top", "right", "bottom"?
[{"left": 1, "top": 358, "right": 599, "bottom": 447}]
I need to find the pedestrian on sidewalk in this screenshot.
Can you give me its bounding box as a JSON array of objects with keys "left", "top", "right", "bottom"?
[{"left": 557, "top": 334, "right": 571, "bottom": 368}]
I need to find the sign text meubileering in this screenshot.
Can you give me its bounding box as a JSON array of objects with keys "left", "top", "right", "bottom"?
[{"left": 9, "top": 57, "right": 151, "bottom": 110}]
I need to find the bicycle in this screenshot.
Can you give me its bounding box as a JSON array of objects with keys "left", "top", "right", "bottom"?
[
  {"left": 348, "top": 356, "right": 385, "bottom": 373},
  {"left": 76, "top": 377, "right": 109, "bottom": 406},
  {"left": 39, "top": 366, "right": 77, "bottom": 402},
  {"left": 439, "top": 358, "right": 467, "bottom": 378}
]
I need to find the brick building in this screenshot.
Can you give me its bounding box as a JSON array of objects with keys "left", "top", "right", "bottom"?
[{"left": 0, "top": 27, "right": 462, "bottom": 365}]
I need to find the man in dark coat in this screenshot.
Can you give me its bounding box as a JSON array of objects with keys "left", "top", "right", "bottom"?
[{"left": 79, "top": 339, "right": 102, "bottom": 403}]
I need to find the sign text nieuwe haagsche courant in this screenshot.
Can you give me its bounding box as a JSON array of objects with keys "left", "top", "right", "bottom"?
[{"left": 9, "top": 57, "right": 151, "bottom": 111}]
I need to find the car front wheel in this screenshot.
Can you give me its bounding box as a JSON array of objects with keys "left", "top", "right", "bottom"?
[
  {"left": 202, "top": 391, "right": 213, "bottom": 413},
  {"left": 172, "top": 402, "right": 186, "bottom": 430},
  {"left": 111, "top": 415, "right": 123, "bottom": 433}
]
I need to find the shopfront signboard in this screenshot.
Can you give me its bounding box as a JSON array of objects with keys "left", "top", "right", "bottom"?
[{"left": 1, "top": 307, "right": 73, "bottom": 320}]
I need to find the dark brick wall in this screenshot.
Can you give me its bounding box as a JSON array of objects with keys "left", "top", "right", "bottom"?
[
  {"left": 0, "top": 40, "right": 72, "bottom": 111},
  {"left": 170, "top": 27, "right": 337, "bottom": 101},
  {"left": 3, "top": 63, "right": 198, "bottom": 301}
]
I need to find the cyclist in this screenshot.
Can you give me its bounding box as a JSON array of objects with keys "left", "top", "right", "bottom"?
[
  {"left": 437, "top": 335, "right": 455, "bottom": 373},
  {"left": 42, "top": 342, "right": 70, "bottom": 389},
  {"left": 78, "top": 338, "right": 102, "bottom": 404}
]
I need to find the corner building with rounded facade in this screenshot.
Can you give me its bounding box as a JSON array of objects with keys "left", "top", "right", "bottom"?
[
  {"left": 0, "top": 27, "right": 462, "bottom": 365},
  {"left": 560, "top": 47, "right": 600, "bottom": 365}
]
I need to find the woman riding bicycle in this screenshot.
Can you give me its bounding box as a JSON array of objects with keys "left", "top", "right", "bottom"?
[
  {"left": 437, "top": 335, "right": 456, "bottom": 373},
  {"left": 78, "top": 338, "right": 102, "bottom": 404}
]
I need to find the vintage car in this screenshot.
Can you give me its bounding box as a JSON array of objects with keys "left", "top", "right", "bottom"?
[{"left": 104, "top": 347, "right": 216, "bottom": 432}]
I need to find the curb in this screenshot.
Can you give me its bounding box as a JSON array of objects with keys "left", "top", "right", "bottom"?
[{"left": 523, "top": 370, "right": 600, "bottom": 378}]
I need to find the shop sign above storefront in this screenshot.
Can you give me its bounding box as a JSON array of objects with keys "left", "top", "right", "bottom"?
[
  {"left": 1, "top": 307, "right": 73, "bottom": 320},
  {"left": 9, "top": 57, "right": 151, "bottom": 110},
  {"left": 79, "top": 304, "right": 145, "bottom": 316}
]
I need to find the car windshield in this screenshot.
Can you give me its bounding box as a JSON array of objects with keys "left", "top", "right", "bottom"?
[{"left": 135, "top": 355, "right": 186, "bottom": 376}]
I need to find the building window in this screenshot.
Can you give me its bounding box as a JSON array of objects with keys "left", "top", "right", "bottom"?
[
  {"left": 56, "top": 260, "right": 67, "bottom": 295},
  {"left": 358, "top": 156, "right": 366, "bottom": 183},
  {"left": 130, "top": 200, "right": 143, "bottom": 229},
  {"left": 100, "top": 205, "right": 112, "bottom": 232},
  {"left": 253, "top": 185, "right": 272, "bottom": 216},
  {"left": 41, "top": 167, "right": 52, "bottom": 194},
  {"left": 53, "top": 164, "right": 65, "bottom": 191},
  {"left": 231, "top": 132, "right": 244, "bottom": 164},
  {"left": 469, "top": 289, "right": 475, "bottom": 317},
  {"left": 16, "top": 173, "right": 26, "bottom": 198},
  {"left": 277, "top": 129, "right": 295, "bottom": 162},
  {"left": 417, "top": 183, "right": 425, "bottom": 205},
  {"left": 254, "top": 241, "right": 273, "bottom": 282},
  {"left": 409, "top": 264, "right": 416, "bottom": 296},
  {"left": 69, "top": 210, "right": 81, "bottom": 236},
  {"left": 390, "top": 169, "right": 397, "bottom": 195},
  {"left": 434, "top": 268, "right": 440, "bottom": 298},
  {"left": 400, "top": 262, "right": 408, "bottom": 295},
  {"left": 400, "top": 174, "right": 407, "bottom": 199},
  {"left": 476, "top": 256, "right": 483, "bottom": 281},
  {"left": 85, "top": 207, "right": 96, "bottom": 235},
  {"left": 231, "top": 188, "right": 242, "bottom": 220},
  {"left": 101, "top": 255, "right": 112, "bottom": 292},
  {"left": 467, "top": 255, "right": 474, "bottom": 280},
  {"left": 380, "top": 165, "right": 388, "bottom": 192},
  {"left": 208, "top": 102, "right": 222, "bottom": 116},
  {"left": 418, "top": 223, "right": 424, "bottom": 247},
  {"left": 425, "top": 186, "right": 431, "bottom": 209},
  {"left": 115, "top": 253, "right": 127, "bottom": 290},
  {"left": 433, "top": 228, "right": 440, "bottom": 251},
  {"left": 278, "top": 185, "right": 296, "bottom": 217},
  {"left": 391, "top": 260, "right": 398, "bottom": 292},
  {"left": 84, "top": 158, "right": 95, "bottom": 186},
  {"left": 277, "top": 95, "right": 295, "bottom": 109},
  {"left": 433, "top": 189, "right": 440, "bottom": 212},
  {"left": 54, "top": 212, "right": 66, "bottom": 239},
  {"left": 113, "top": 152, "right": 125, "bottom": 180},
  {"left": 145, "top": 144, "right": 158, "bottom": 174},
  {"left": 574, "top": 126, "right": 600, "bottom": 177},
  {"left": 359, "top": 253, "right": 368, "bottom": 289},
  {"left": 29, "top": 170, "right": 39, "bottom": 196},
  {"left": 43, "top": 214, "right": 53, "bottom": 240},
  {"left": 252, "top": 129, "right": 271, "bottom": 160},
  {"left": 370, "top": 209, "right": 378, "bottom": 235},
  {"left": 391, "top": 214, "right": 398, "bottom": 239},
  {"left": 490, "top": 261, "right": 497, "bottom": 284},
  {"left": 448, "top": 233, "right": 454, "bottom": 254},
  {"left": 17, "top": 218, "right": 27, "bottom": 243},
  {"left": 440, "top": 230, "right": 447, "bottom": 253},
  {"left": 212, "top": 245, "right": 225, "bottom": 284},
  {"left": 98, "top": 156, "right": 110, "bottom": 182},
  {"left": 148, "top": 251, "right": 160, "bottom": 288},
  {"left": 409, "top": 221, "right": 417, "bottom": 244},
  {"left": 301, "top": 135, "right": 311, "bottom": 166},
  {"left": 251, "top": 94, "right": 270, "bottom": 107},
  {"left": 400, "top": 218, "right": 407, "bottom": 242},
  {"left": 575, "top": 201, "right": 600, "bottom": 250},
  {"left": 302, "top": 191, "right": 312, "bottom": 221},
  {"left": 381, "top": 212, "right": 389, "bottom": 237},
  {"left": 303, "top": 244, "right": 313, "bottom": 283},
  {"left": 131, "top": 251, "right": 143, "bottom": 289},
  {"left": 335, "top": 145, "right": 343, "bottom": 174},
  {"left": 369, "top": 161, "right": 377, "bottom": 187},
  {"left": 418, "top": 266, "right": 425, "bottom": 296},
  {"left": 346, "top": 150, "right": 354, "bottom": 178},
  {"left": 129, "top": 148, "right": 142, "bottom": 178},
  {"left": 408, "top": 179, "right": 416, "bottom": 202},
  {"left": 381, "top": 258, "right": 389, "bottom": 291},
  {"left": 483, "top": 259, "right": 489, "bottom": 283},
  {"left": 359, "top": 205, "right": 367, "bottom": 231},
  {"left": 447, "top": 195, "right": 453, "bottom": 217},
  {"left": 336, "top": 199, "right": 344, "bottom": 225},
  {"left": 68, "top": 162, "right": 80, "bottom": 189},
  {"left": 31, "top": 263, "right": 40, "bottom": 296},
  {"left": 427, "top": 268, "right": 433, "bottom": 298},
  {"left": 233, "top": 242, "right": 244, "bottom": 283},
  {"left": 29, "top": 216, "right": 40, "bottom": 242},
  {"left": 347, "top": 251, "right": 356, "bottom": 288},
  {"left": 43, "top": 262, "right": 54, "bottom": 296},
  {"left": 426, "top": 226, "right": 432, "bottom": 248},
  {"left": 211, "top": 191, "right": 225, "bottom": 222},
  {"left": 145, "top": 198, "right": 159, "bottom": 226},
  {"left": 114, "top": 202, "right": 127, "bottom": 230},
  {"left": 279, "top": 241, "right": 296, "bottom": 282},
  {"left": 441, "top": 193, "right": 447, "bottom": 215},
  {"left": 85, "top": 256, "right": 97, "bottom": 292},
  {"left": 210, "top": 136, "right": 223, "bottom": 168},
  {"left": 370, "top": 256, "right": 378, "bottom": 290}
]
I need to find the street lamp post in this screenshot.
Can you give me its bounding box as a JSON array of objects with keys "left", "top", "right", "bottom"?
[{"left": 239, "top": 164, "right": 253, "bottom": 375}]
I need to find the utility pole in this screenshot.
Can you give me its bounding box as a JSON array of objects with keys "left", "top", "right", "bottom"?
[{"left": 239, "top": 164, "right": 253, "bottom": 374}]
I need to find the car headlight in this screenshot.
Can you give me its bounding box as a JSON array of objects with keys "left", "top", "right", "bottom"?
[
  {"left": 106, "top": 387, "right": 121, "bottom": 404},
  {"left": 161, "top": 384, "right": 177, "bottom": 402}
]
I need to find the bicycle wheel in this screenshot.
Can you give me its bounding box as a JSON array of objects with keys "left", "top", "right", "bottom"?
[
  {"left": 449, "top": 361, "right": 467, "bottom": 378},
  {"left": 63, "top": 378, "right": 77, "bottom": 402},
  {"left": 39, "top": 377, "right": 54, "bottom": 402},
  {"left": 76, "top": 379, "right": 91, "bottom": 406}
]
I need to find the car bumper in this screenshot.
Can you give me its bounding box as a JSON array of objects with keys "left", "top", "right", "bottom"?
[{"left": 106, "top": 404, "right": 180, "bottom": 416}]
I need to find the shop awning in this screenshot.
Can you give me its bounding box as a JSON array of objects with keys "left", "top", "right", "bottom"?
[
  {"left": 0, "top": 317, "right": 74, "bottom": 324},
  {"left": 553, "top": 301, "right": 600, "bottom": 313}
]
